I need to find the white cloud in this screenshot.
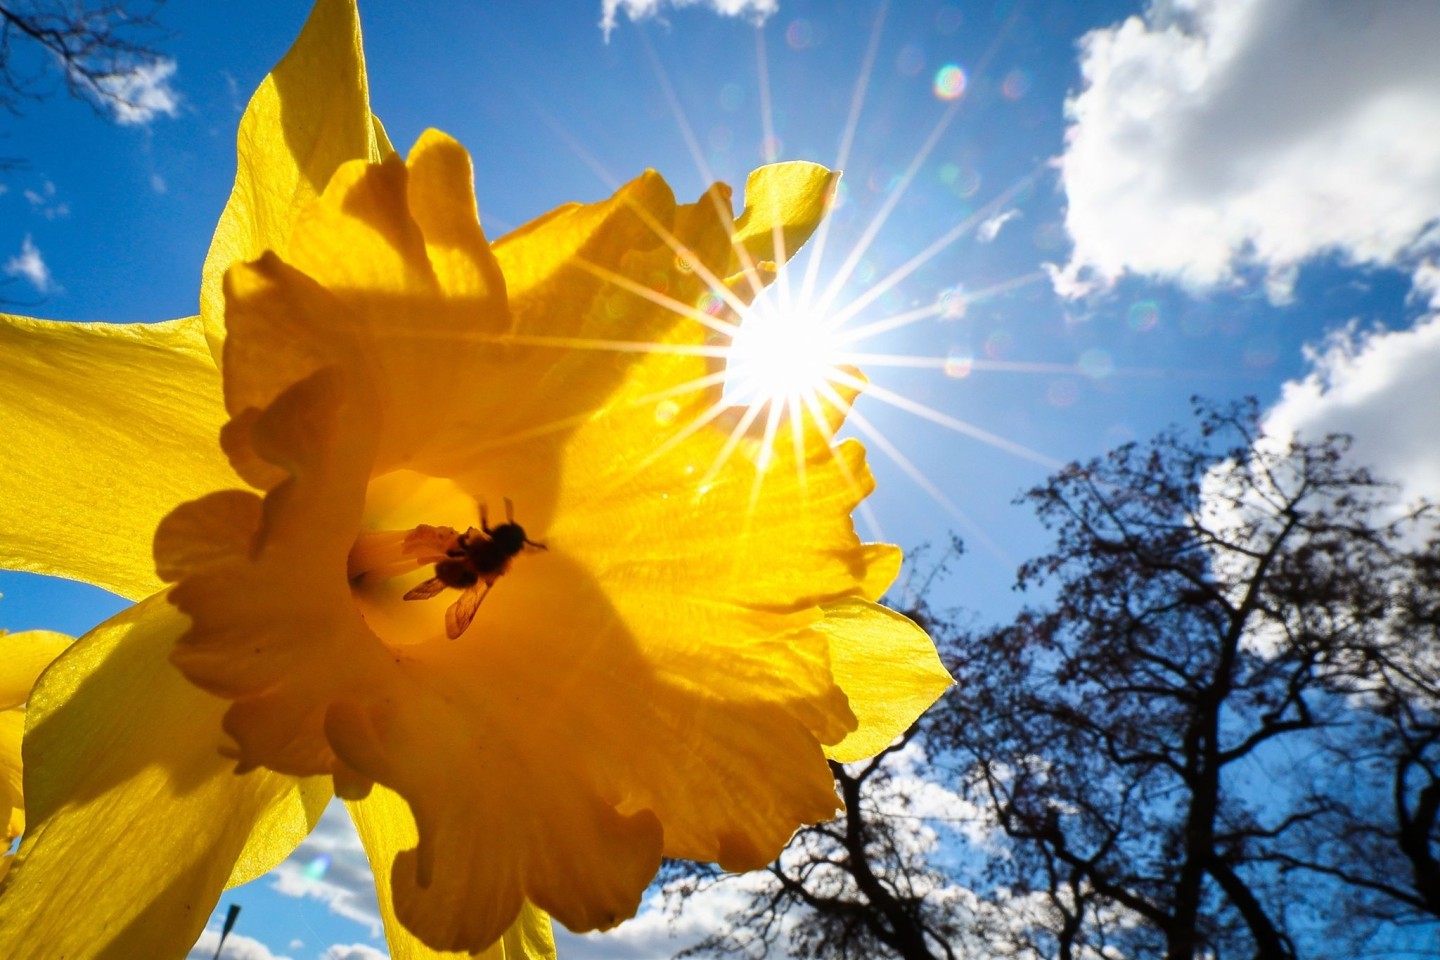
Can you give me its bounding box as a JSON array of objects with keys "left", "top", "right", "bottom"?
[
  {"left": 188, "top": 929, "right": 292, "bottom": 960},
  {"left": 22, "top": 180, "right": 69, "bottom": 220},
  {"left": 555, "top": 883, "right": 764, "bottom": 958},
  {"left": 600, "top": 0, "right": 778, "bottom": 40},
  {"left": 151, "top": 173, "right": 169, "bottom": 195},
  {"left": 1411, "top": 259, "right": 1440, "bottom": 310},
  {"left": 977, "top": 209, "right": 1020, "bottom": 243},
  {"left": 1198, "top": 305, "right": 1440, "bottom": 661},
  {"left": 95, "top": 58, "right": 181, "bottom": 126},
  {"left": 1262, "top": 313, "right": 1440, "bottom": 510},
  {"left": 286, "top": 940, "right": 304, "bottom": 951},
  {"left": 4, "top": 235, "right": 53, "bottom": 293},
  {"left": 1054, "top": 0, "right": 1440, "bottom": 301},
  {"left": 320, "top": 946, "right": 387, "bottom": 960},
  {"left": 268, "top": 802, "right": 383, "bottom": 937}
]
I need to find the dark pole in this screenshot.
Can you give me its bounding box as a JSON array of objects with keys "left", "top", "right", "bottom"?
[{"left": 211, "top": 904, "right": 242, "bottom": 960}]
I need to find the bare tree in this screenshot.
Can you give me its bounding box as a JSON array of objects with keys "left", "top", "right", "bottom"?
[
  {"left": 940, "top": 400, "right": 1438, "bottom": 960},
  {"left": 666, "top": 401, "right": 1440, "bottom": 960},
  {"left": 1271, "top": 527, "right": 1440, "bottom": 945},
  {"left": 663, "top": 733, "right": 962, "bottom": 960},
  {"left": 0, "top": 1, "right": 170, "bottom": 164}
]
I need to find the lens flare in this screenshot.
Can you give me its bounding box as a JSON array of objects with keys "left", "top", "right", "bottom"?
[
  {"left": 933, "top": 64, "right": 967, "bottom": 101},
  {"left": 1078, "top": 347, "right": 1115, "bottom": 379},
  {"left": 301, "top": 853, "right": 331, "bottom": 882},
  {"left": 723, "top": 296, "right": 846, "bottom": 413},
  {"left": 786, "top": 19, "right": 815, "bottom": 50},
  {"left": 1001, "top": 69, "right": 1031, "bottom": 100},
  {"left": 936, "top": 286, "right": 967, "bottom": 319},
  {"left": 943, "top": 349, "right": 974, "bottom": 378},
  {"left": 719, "top": 83, "right": 744, "bottom": 112},
  {"left": 1127, "top": 299, "right": 1160, "bottom": 332}
]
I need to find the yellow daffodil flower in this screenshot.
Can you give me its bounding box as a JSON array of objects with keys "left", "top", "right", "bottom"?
[
  {"left": 0, "top": 629, "right": 70, "bottom": 886},
  {"left": 0, "top": 0, "right": 950, "bottom": 957}
]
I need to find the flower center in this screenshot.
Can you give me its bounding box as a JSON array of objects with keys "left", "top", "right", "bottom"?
[
  {"left": 352, "top": 505, "right": 546, "bottom": 640},
  {"left": 346, "top": 471, "right": 546, "bottom": 646}
]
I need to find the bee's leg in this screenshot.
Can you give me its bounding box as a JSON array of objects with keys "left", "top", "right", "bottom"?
[
  {"left": 480, "top": 501, "right": 491, "bottom": 534},
  {"left": 504, "top": 497, "right": 516, "bottom": 524}
]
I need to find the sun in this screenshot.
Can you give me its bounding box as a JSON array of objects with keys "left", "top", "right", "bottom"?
[{"left": 722, "top": 293, "right": 847, "bottom": 414}]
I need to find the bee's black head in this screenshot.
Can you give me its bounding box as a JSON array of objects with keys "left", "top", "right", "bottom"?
[{"left": 490, "top": 523, "right": 529, "bottom": 554}]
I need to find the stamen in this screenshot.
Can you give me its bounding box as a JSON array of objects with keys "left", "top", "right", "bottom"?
[{"left": 348, "top": 525, "right": 461, "bottom": 583}]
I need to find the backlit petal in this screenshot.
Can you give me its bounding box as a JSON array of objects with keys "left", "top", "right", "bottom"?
[
  {"left": 201, "top": 0, "right": 393, "bottom": 358},
  {"left": 347, "top": 786, "right": 558, "bottom": 959},
  {"left": 0, "top": 710, "right": 22, "bottom": 843},
  {"left": 0, "top": 596, "right": 315, "bottom": 958},
  {"left": 220, "top": 132, "right": 507, "bottom": 477},
  {"left": 494, "top": 169, "right": 677, "bottom": 337},
  {"left": 0, "top": 630, "right": 70, "bottom": 711},
  {"left": 227, "top": 774, "right": 333, "bottom": 889},
  {"left": 159, "top": 372, "right": 380, "bottom": 782},
  {"left": 0, "top": 313, "right": 238, "bottom": 599},
  {"left": 815, "top": 599, "right": 953, "bottom": 763},
  {"left": 0, "top": 630, "right": 70, "bottom": 844},
  {"left": 163, "top": 132, "right": 941, "bottom": 951},
  {"left": 858, "top": 542, "right": 903, "bottom": 601},
  {"left": 727, "top": 161, "right": 839, "bottom": 279}
]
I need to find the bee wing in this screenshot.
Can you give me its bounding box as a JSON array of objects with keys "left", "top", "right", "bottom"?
[
  {"left": 445, "top": 582, "right": 492, "bottom": 639},
  {"left": 403, "top": 577, "right": 449, "bottom": 601},
  {"left": 404, "top": 524, "right": 461, "bottom": 559}
]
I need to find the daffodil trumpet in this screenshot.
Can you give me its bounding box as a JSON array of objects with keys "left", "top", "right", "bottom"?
[{"left": 0, "top": 1, "right": 951, "bottom": 957}]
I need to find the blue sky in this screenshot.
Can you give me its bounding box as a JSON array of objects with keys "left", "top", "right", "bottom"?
[{"left": 4, "top": 0, "right": 1440, "bottom": 956}]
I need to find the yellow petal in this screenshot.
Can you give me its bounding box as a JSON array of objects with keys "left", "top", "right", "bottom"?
[
  {"left": 0, "top": 595, "right": 312, "bottom": 958},
  {"left": 559, "top": 360, "right": 884, "bottom": 630},
  {"left": 0, "top": 630, "right": 70, "bottom": 843},
  {"left": 201, "top": 0, "right": 391, "bottom": 358},
  {"left": 347, "top": 786, "right": 558, "bottom": 959},
  {"left": 400, "top": 129, "right": 506, "bottom": 303},
  {"left": 817, "top": 599, "right": 953, "bottom": 763},
  {"left": 159, "top": 370, "right": 379, "bottom": 782},
  {"left": 0, "top": 313, "right": 239, "bottom": 599},
  {"left": 494, "top": 169, "right": 677, "bottom": 337},
  {"left": 443, "top": 170, "right": 718, "bottom": 468},
  {"left": 327, "top": 672, "right": 665, "bottom": 948},
  {"left": 226, "top": 773, "right": 333, "bottom": 889},
  {"left": 727, "top": 161, "right": 839, "bottom": 278},
  {"left": 0, "top": 709, "right": 22, "bottom": 843},
  {"left": 0, "top": 630, "right": 70, "bottom": 711},
  {"left": 373, "top": 114, "right": 398, "bottom": 158},
  {"left": 220, "top": 131, "right": 507, "bottom": 477},
  {"left": 162, "top": 367, "right": 834, "bottom": 945},
  {"left": 164, "top": 142, "right": 934, "bottom": 952},
  {"left": 858, "top": 543, "right": 903, "bottom": 602}
]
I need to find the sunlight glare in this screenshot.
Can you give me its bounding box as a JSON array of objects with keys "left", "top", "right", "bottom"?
[{"left": 723, "top": 295, "right": 847, "bottom": 413}]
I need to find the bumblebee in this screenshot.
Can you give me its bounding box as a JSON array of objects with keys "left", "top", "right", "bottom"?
[{"left": 403, "top": 498, "right": 545, "bottom": 638}]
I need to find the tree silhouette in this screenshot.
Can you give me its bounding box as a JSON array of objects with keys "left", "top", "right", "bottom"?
[
  {"left": 0, "top": 1, "right": 169, "bottom": 166},
  {"left": 667, "top": 400, "right": 1439, "bottom": 959},
  {"left": 942, "top": 400, "right": 1437, "bottom": 959}
]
